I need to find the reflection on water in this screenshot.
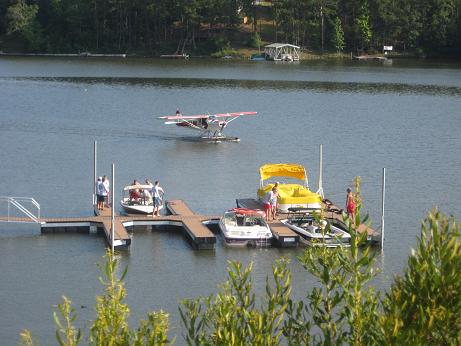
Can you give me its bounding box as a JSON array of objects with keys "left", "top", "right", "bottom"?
[{"left": 6, "top": 76, "right": 461, "bottom": 96}]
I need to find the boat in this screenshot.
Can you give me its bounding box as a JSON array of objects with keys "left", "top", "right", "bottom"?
[
  {"left": 257, "top": 163, "right": 323, "bottom": 212},
  {"left": 280, "top": 208, "right": 351, "bottom": 247},
  {"left": 160, "top": 53, "right": 189, "bottom": 59},
  {"left": 219, "top": 208, "right": 273, "bottom": 247},
  {"left": 120, "top": 184, "right": 163, "bottom": 214},
  {"left": 281, "top": 53, "right": 294, "bottom": 61},
  {"left": 250, "top": 53, "right": 266, "bottom": 61}
]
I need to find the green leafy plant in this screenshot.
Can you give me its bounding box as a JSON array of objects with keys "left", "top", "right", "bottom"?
[
  {"left": 20, "top": 249, "right": 172, "bottom": 346},
  {"left": 54, "top": 296, "right": 82, "bottom": 346},
  {"left": 381, "top": 209, "right": 461, "bottom": 345},
  {"left": 179, "top": 259, "right": 292, "bottom": 345}
]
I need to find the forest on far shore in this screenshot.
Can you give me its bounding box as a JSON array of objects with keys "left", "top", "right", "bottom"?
[{"left": 0, "top": 0, "right": 460, "bottom": 58}]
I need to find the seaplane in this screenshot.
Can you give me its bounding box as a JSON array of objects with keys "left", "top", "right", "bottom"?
[{"left": 158, "top": 111, "right": 257, "bottom": 142}]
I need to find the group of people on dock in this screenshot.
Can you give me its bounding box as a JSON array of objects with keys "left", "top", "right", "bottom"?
[
  {"left": 96, "top": 176, "right": 110, "bottom": 210},
  {"left": 128, "top": 179, "right": 164, "bottom": 217}
]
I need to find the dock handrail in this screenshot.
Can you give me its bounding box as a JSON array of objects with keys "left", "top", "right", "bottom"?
[{"left": 0, "top": 196, "right": 41, "bottom": 223}]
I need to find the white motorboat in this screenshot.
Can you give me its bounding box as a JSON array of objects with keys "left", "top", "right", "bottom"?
[
  {"left": 120, "top": 184, "right": 163, "bottom": 214},
  {"left": 280, "top": 208, "right": 351, "bottom": 247},
  {"left": 219, "top": 208, "right": 273, "bottom": 247}
]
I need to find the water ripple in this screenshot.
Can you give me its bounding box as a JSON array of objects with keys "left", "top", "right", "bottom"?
[{"left": 3, "top": 76, "right": 461, "bottom": 96}]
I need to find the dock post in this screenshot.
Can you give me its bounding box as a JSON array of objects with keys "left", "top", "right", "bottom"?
[
  {"left": 380, "top": 168, "right": 386, "bottom": 250},
  {"left": 317, "top": 144, "right": 324, "bottom": 198},
  {"left": 93, "top": 141, "right": 97, "bottom": 207},
  {"left": 111, "top": 163, "right": 115, "bottom": 253}
]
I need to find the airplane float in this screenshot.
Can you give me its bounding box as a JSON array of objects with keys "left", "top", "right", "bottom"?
[{"left": 158, "top": 111, "right": 257, "bottom": 142}]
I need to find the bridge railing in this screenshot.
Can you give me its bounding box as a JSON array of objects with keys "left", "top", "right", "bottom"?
[{"left": 0, "top": 196, "right": 41, "bottom": 223}]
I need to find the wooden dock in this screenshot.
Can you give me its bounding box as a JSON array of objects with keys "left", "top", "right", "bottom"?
[
  {"left": 0, "top": 200, "right": 219, "bottom": 250},
  {"left": 165, "top": 200, "right": 216, "bottom": 249},
  {"left": 1, "top": 197, "right": 379, "bottom": 250}
]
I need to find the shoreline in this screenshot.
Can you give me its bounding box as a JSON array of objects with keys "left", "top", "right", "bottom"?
[{"left": 0, "top": 48, "right": 415, "bottom": 61}]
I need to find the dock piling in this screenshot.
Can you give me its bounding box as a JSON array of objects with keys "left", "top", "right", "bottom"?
[
  {"left": 317, "top": 144, "right": 324, "bottom": 198},
  {"left": 111, "top": 163, "right": 115, "bottom": 252},
  {"left": 380, "top": 168, "right": 386, "bottom": 250},
  {"left": 93, "top": 141, "right": 97, "bottom": 207}
]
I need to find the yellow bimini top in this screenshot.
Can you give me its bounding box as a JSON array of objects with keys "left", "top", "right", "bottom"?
[{"left": 259, "top": 163, "right": 308, "bottom": 185}]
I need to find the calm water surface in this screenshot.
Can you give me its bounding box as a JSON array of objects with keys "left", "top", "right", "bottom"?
[{"left": 0, "top": 57, "right": 460, "bottom": 345}]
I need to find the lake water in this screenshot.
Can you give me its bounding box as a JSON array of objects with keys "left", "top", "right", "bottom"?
[{"left": 0, "top": 57, "right": 460, "bottom": 345}]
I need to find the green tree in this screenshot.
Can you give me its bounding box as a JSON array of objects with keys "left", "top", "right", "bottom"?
[
  {"left": 355, "top": 0, "right": 372, "bottom": 51},
  {"left": 6, "top": 0, "right": 44, "bottom": 51},
  {"left": 331, "top": 16, "right": 345, "bottom": 53}
]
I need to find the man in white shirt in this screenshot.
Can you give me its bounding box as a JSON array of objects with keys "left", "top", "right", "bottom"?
[
  {"left": 152, "top": 181, "right": 164, "bottom": 217},
  {"left": 103, "top": 175, "right": 110, "bottom": 208}
]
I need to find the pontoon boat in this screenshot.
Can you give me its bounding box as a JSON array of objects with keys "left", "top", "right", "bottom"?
[{"left": 257, "top": 163, "right": 323, "bottom": 212}]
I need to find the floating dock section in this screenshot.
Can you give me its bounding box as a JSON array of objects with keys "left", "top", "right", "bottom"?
[{"left": 165, "top": 199, "right": 216, "bottom": 249}]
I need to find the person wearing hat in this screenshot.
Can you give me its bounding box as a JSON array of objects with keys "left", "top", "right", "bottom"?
[{"left": 96, "top": 177, "right": 105, "bottom": 210}]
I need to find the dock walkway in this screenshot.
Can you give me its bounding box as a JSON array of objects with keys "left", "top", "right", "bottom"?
[{"left": 0, "top": 200, "right": 219, "bottom": 249}]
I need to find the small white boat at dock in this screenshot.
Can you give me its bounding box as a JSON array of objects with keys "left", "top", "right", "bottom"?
[
  {"left": 219, "top": 208, "right": 273, "bottom": 247},
  {"left": 120, "top": 184, "right": 162, "bottom": 215},
  {"left": 280, "top": 208, "right": 351, "bottom": 247}
]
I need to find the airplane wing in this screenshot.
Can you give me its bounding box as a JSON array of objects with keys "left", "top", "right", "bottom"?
[
  {"left": 213, "top": 111, "right": 257, "bottom": 118},
  {"left": 158, "top": 111, "right": 257, "bottom": 120},
  {"left": 158, "top": 114, "right": 210, "bottom": 120}
]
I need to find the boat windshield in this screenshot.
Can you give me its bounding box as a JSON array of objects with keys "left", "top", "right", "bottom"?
[{"left": 224, "top": 212, "right": 266, "bottom": 227}]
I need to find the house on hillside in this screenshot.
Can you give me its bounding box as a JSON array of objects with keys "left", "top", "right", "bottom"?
[{"left": 264, "top": 43, "right": 300, "bottom": 61}]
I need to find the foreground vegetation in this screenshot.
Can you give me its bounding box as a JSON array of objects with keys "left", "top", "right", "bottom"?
[
  {"left": 1, "top": 0, "right": 460, "bottom": 58},
  {"left": 20, "top": 194, "right": 461, "bottom": 345}
]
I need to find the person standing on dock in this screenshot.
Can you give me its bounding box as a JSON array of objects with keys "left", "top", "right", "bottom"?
[
  {"left": 96, "top": 177, "right": 105, "bottom": 210},
  {"left": 103, "top": 176, "right": 110, "bottom": 208},
  {"left": 346, "top": 188, "right": 356, "bottom": 220},
  {"left": 152, "top": 181, "right": 164, "bottom": 217},
  {"left": 263, "top": 194, "right": 271, "bottom": 221},
  {"left": 270, "top": 186, "right": 279, "bottom": 220},
  {"left": 263, "top": 186, "right": 278, "bottom": 221}
]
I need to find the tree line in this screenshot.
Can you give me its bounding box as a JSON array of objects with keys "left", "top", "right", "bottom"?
[{"left": 0, "top": 0, "right": 460, "bottom": 57}]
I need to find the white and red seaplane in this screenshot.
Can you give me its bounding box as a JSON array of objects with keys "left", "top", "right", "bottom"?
[{"left": 158, "top": 111, "right": 257, "bottom": 142}]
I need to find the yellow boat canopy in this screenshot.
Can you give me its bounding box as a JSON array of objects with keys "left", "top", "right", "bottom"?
[{"left": 259, "top": 163, "right": 307, "bottom": 181}]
